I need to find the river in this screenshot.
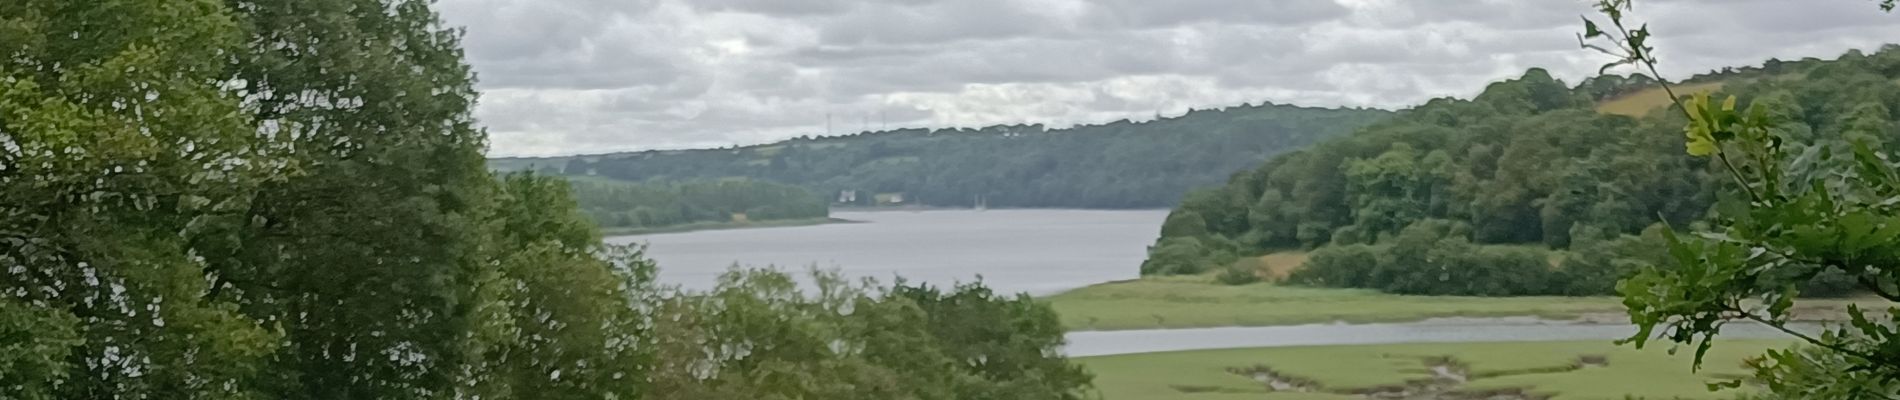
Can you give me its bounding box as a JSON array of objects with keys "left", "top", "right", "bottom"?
[
  {"left": 1064, "top": 316, "right": 1822, "bottom": 357},
  {"left": 606, "top": 209, "right": 1168, "bottom": 295},
  {"left": 605, "top": 209, "right": 1817, "bottom": 358}
]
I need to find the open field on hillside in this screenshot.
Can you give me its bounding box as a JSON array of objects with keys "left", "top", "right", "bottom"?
[
  {"left": 1081, "top": 340, "right": 1790, "bottom": 400},
  {"left": 1596, "top": 82, "right": 1727, "bottom": 117}
]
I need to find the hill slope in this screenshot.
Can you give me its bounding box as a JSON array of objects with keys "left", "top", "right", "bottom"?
[
  {"left": 1143, "top": 46, "right": 1900, "bottom": 279},
  {"left": 492, "top": 103, "right": 1391, "bottom": 209}
]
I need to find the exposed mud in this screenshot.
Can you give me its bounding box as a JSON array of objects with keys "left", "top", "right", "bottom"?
[
  {"left": 1208, "top": 355, "right": 1566, "bottom": 400},
  {"left": 1228, "top": 365, "right": 1323, "bottom": 392}
]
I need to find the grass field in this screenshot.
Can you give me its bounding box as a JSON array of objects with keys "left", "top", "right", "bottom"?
[
  {"left": 1047, "top": 276, "right": 1627, "bottom": 331},
  {"left": 1081, "top": 340, "right": 1790, "bottom": 400},
  {"left": 1596, "top": 82, "right": 1727, "bottom": 117},
  {"left": 1047, "top": 273, "right": 1883, "bottom": 331}
]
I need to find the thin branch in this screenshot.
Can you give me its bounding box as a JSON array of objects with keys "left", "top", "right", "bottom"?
[
  {"left": 1727, "top": 305, "right": 1888, "bottom": 365},
  {"left": 1602, "top": 11, "right": 1764, "bottom": 204},
  {"left": 1858, "top": 275, "right": 1900, "bottom": 302}
]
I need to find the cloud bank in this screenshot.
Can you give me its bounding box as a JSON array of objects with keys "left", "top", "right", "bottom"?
[{"left": 434, "top": 0, "right": 1900, "bottom": 157}]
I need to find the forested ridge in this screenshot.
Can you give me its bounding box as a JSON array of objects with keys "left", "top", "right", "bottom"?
[
  {"left": 568, "top": 177, "right": 829, "bottom": 232},
  {"left": 0, "top": 1, "right": 1090, "bottom": 399},
  {"left": 494, "top": 103, "right": 1390, "bottom": 209},
  {"left": 1145, "top": 46, "right": 1900, "bottom": 296}
]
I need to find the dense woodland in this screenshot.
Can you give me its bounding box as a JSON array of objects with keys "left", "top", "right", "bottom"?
[
  {"left": 0, "top": 1, "right": 1088, "bottom": 399},
  {"left": 495, "top": 103, "right": 1390, "bottom": 208},
  {"left": 567, "top": 178, "right": 828, "bottom": 231},
  {"left": 1144, "top": 46, "right": 1900, "bottom": 297}
]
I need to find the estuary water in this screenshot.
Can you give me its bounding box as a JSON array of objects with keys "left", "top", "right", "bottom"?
[
  {"left": 1062, "top": 316, "right": 1822, "bottom": 357},
  {"left": 606, "top": 209, "right": 1169, "bottom": 295}
]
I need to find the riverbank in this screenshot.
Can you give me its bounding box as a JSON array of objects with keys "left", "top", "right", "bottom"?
[
  {"left": 599, "top": 217, "right": 857, "bottom": 236},
  {"left": 1048, "top": 277, "right": 1626, "bottom": 331},
  {"left": 1047, "top": 275, "right": 1881, "bottom": 331},
  {"left": 1081, "top": 339, "right": 1788, "bottom": 400}
]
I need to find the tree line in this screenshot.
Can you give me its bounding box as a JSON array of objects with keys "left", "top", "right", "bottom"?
[
  {"left": 0, "top": 1, "right": 1089, "bottom": 399},
  {"left": 567, "top": 178, "right": 829, "bottom": 231},
  {"left": 497, "top": 103, "right": 1391, "bottom": 209},
  {"left": 1144, "top": 45, "right": 1900, "bottom": 297}
]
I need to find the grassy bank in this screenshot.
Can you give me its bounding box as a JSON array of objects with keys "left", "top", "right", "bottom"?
[
  {"left": 1056, "top": 249, "right": 1882, "bottom": 331},
  {"left": 1081, "top": 339, "right": 1788, "bottom": 400},
  {"left": 1048, "top": 277, "right": 1627, "bottom": 331},
  {"left": 598, "top": 217, "right": 854, "bottom": 236},
  {"left": 1047, "top": 275, "right": 1879, "bottom": 331}
]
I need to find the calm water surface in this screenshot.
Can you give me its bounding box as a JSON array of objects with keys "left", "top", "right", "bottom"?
[
  {"left": 608, "top": 210, "right": 1818, "bottom": 357},
  {"left": 606, "top": 209, "right": 1168, "bottom": 295},
  {"left": 1065, "top": 317, "right": 1823, "bottom": 357}
]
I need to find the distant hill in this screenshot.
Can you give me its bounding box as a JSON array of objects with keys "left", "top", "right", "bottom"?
[
  {"left": 1142, "top": 45, "right": 1900, "bottom": 279},
  {"left": 1595, "top": 81, "right": 1726, "bottom": 117},
  {"left": 492, "top": 103, "right": 1392, "bottom": 209}
]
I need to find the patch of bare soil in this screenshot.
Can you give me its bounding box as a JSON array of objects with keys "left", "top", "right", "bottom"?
[{"left": 1216, "top": 355, "right": 1576, "bottom": 400}]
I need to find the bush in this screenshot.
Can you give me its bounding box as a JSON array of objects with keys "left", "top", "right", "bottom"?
[
  {"left": 1550, "top": 225, "right": 1674, "bottom": 295},
  {"left": 1296, "top": 222, "right": 1333, "bottom": 249},
  {"left": 1329, "top": 225, "right": 1369, "bottom": 246},
  {"left": 1796, "top": 268, "right": 1861, "bottom": 298},
  {"left": 1288, "top": 244, "right": 1383, "bottom": 288},
  {"left": 1290, "top": 229, "right": 1563, "bottom": 296},
  {"left": 1159, "top": 210, "right": 1211, "bottom": 238},
  {"left": 1140, "top": 237, "right": 1214, "bottom": 275},
  {"left": 1215, "top": 259, "right": 1263, "bottom": 285},
  {"left": 1443, "top": 244, "right": 1553, "bottom": 296}
]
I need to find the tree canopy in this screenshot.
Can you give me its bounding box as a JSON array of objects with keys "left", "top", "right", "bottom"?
[
  {"left": 495, "top": 104, "right": 1390, "bottom": 209},
  {"left": 1144, "top": 46, "right": 1900, "bottom": 294},
  {"left": 0, "top": 1, "right": 1090, "bottom": 399},
  {"left": 568, "top": 178, "right": 828, "bottom": 231}
]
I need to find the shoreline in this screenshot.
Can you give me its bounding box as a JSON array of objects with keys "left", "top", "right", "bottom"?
[
  {"left": 830, "top": 205, "right": 1173, "bottom": 213},
  {"left": 599, "top": 217, "right": 859, "bottom": 237},
  {"left": 1046, "top": 277, "right": 1885, "bottom": 333}
]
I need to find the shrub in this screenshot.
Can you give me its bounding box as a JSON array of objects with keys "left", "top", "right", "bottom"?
[
  {"left": 1215, "top": 260, "right": 1263, "bottom": 285},
  {"left": 1288, "top": 244, "right": 1383, "bottom": 288},
  {"left": 1329, "top": 225, "right": 1369, "bottom": 246},
  {"left": 1291, "top": 238, "right": 1560, "bottom": 296},
  {"left": 1140, "top": 237, "right": 1214, "bottom": 275}
]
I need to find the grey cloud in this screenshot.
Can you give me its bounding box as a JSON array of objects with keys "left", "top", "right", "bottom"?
[
  {"left": 686, "top": 0, "right": 861, "bottom": 16},
  {"left": 433, "top": 0, "right": 1900, "bottom": 157},
  {"left": 1080, "top": 0, "right": 1350, "bottom": 28},
  {"left": 815, "top": 0, "right": 1067, "bottom": 47},
  {"left": 1372, "top": 0, "right": 1577, "bottom": 30}
]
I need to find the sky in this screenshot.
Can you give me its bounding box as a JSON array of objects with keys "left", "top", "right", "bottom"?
[{"left": 435, "top": 0, "right": 1900, "bottom": 157}]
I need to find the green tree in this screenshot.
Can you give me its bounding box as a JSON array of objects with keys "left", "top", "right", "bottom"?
[
  {"left": 648, "top": 269, "right": 1092, "bottom": 400},
  {"left": 473, "top": 173, "right": 655, "bottom": 399},
  {"left": 1581, "top": 1, "right": 1900, "bottom": 396},
  {"left": 206, "top": 0, "right": 501, "bottom": 397},
  {"left": 0, "top": 299, "right": 82, "bottom": 400},
  {"left": 1158, "top": 209, "right": 1211, "bottom": 238},
  {"left": 1, "top": 1, "right": 281, "bottom": 397}
]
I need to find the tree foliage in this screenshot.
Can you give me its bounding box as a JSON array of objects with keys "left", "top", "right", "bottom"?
[
  {"left": 2, "top": 0, "right": 280, "bottom": 397},
  {"left": 568, "top": 178, "right": 828, "bottom": 230},
  {"left": 1577, "top": 0, "right": 1900, "bottom": 397},
  {"left": 648, "top": 269, "right": 1091, "bottom": 400},
  {"left": 497, "top": 104, "right": 1390, "bottom": 209},
  {"left": 1, "top": 2, "right": 1093, "bottom": 399},
  {"left": 1144, "top": 43, "right": 1900, "bottom": 304}
]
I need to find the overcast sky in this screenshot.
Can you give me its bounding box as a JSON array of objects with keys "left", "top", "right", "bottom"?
[{"left": 437, "top": 0, "right": 1900, "bottom": 157}]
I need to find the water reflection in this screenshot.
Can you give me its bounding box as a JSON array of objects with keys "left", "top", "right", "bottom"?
[
  {"left": 609, "top": 209, "right": 1168, "bottom": 295},
  {"left": 1065, "top": 317, "right": 1824, "bottom": 357}
]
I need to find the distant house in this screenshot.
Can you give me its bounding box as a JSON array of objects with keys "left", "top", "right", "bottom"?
[
  {"left": 874, "top": 192, "right": 906, "bottom": 206},
  {"left": 837, "top": 190, "right": 858, "bottom": 203}
]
